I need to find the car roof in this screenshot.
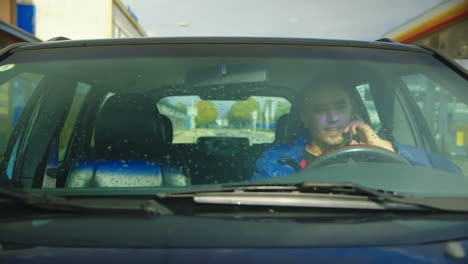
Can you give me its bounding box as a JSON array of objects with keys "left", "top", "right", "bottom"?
[{"left": 7, "top": 37, "right": 430, "bottom": 54}]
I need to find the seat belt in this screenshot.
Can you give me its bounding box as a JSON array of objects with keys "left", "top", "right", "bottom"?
[{"left": 278, "top": 156, "right": 306, "bottom": 172}]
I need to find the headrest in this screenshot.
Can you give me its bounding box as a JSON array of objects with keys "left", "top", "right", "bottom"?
[
  {"left": 94, "top": 93, "right": 165, "bottom": 159},
  {"left": 160, "top": 115, "right": 173, "bottom": 144},
  {"left": 197, "top": 137, "right": 249, "bottom": 156},
  {"left": 274, "top": 114, "right": 289, "bottom": 144}
]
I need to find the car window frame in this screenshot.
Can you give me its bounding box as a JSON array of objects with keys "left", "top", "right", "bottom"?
[
  {"left": 394, "top": 74, "right": 441, "bottom": 152},
  {"left": 367, "top": 70, "right": 436, "bottom": 152},
  {"left": 3, "top": 42, "right": 466, "bottom": 190},
  {"left": 8, "top": 75, "right": 80, "bottom": 188},
  {"left": 0, "top": 76, "right": 47, "bottom": 188}
]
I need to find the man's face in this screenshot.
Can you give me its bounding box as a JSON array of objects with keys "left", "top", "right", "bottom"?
[{"left": 300, "top": 85, "right": 352, "bottom": 147}]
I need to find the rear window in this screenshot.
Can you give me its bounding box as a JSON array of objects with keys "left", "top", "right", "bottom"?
[{"left": 157, "top": 96, "right": 291, "bottom": 144}]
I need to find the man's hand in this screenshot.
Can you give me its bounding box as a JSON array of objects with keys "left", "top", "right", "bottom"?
[{"left": 343, "top": 120, "right": 395, "bottom": 153}]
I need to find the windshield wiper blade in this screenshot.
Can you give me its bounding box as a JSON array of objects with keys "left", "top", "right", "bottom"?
[
  {"left": 162, "top": 182, "right": 468, "bottom": 212},
  {"left": 297, "top": 182, "right": 468, "bottom": 212},
  {"left": 0, "top": 187, "right": 87, "bottom": 213},
  {"left": 0, "top": 188, "right": 172, "bottom": 215},
  {"left": 160, "top": 182, "right": 401, "bottom": 198},
  {"left": 0, "top": 187, "right": 67, "bottom": 204},
  {"left": 297, "top": 182, "right": 404, "bottom": 200}
]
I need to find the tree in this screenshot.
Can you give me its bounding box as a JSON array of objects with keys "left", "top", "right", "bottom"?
[
  {"left": 175, "top": 103, "right": 187, "bottom": 113},
  {"left": 274, "top": 102, "right": 291, "bottom": 121},
  {"left": 227, "top": 97, "right": 260, "bottom": 124},
  {"left": 195, "top": 100, "right": 218, "bottom": 126}
]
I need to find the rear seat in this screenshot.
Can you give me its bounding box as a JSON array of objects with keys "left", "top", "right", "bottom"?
[
  {"left": 185, "top": 115, "right": 295, "bottom": 184},
  {"left": 187, "top": 137, "right": 252, "bottom": 184},
  {"left": 160, "top": 115, "right": 173, "bottom": 144}
]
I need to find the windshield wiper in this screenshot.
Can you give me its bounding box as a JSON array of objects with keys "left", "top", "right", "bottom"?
[
  {"left": 159, "top": 182, "right": 468, "bottom": 212},
  {"left": 0, "top": 187, "right": 172, "bottom": 215},
  {"left": 0, "top": 187, "right": 67, "bottom": 206},
  {"left": 297, "top": 183, "right": 468, "bottom": 212}
]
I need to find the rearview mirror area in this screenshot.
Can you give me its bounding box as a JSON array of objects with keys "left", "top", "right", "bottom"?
[{"left": 185, "top": 64, "right": 269, "bottom": 87}]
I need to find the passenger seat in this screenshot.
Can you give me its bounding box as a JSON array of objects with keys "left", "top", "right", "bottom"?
[{"left": 67, "top": 94, "right": 189, "bottom": 188}]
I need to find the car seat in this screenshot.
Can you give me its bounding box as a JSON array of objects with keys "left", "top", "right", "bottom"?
[
  {"left": 160, "top": 115, "right": 173, "bottom": 144},
  {"left": 67, "top": 93, "right": 189, "bottom": 187},
  {"left": 273, "top": 114, "right": 289, "bottom": 144}
]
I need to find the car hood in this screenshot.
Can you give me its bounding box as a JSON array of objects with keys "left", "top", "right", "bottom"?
[
  {"left": 1, "top": 213, "right": 468, "bottom": 263},
  {"left": 1, "top": 243, "right": 467, "bottom": 263}
]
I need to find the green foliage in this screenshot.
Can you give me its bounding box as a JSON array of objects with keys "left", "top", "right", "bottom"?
[
  {"left": 195, "top": 100, "right": 218, "bottom": 125},
  {"left": 227, "top": 97, "right": 260, "bottom": 123},
  {"left": 274, "top": 102, "right": 291, "bottom": 121},
  {"left": 175, "top": 103, "right": 188, "bottom": 113}
]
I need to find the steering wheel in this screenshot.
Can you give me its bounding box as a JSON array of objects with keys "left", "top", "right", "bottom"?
[{"left": 306, "top": 145, "right": 410, "bottom": 168}]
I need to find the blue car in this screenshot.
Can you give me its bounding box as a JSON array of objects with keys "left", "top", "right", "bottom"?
[{"left": 1, "top": 37, "right": 468, "bottom": 263}]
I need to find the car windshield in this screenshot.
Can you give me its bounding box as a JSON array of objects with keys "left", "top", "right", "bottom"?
[{"left": 1, "top": 42, "right": 468, "bottom": 198}]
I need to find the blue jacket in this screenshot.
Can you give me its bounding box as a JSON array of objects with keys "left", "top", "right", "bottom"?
[{"left": 253, "top": 136, "right": 463, "bottom": 180}]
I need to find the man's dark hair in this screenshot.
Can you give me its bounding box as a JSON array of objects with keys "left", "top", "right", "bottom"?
[{"left": 296, "top": 77, "right": 351, "bottom": 112}]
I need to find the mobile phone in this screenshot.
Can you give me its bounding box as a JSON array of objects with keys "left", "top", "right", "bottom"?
[{"left": 340, "top": 131, "right": 354, "bottom": 147}]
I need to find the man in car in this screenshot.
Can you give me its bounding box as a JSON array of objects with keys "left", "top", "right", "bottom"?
[{"left": 253, "top": 78, "right": 462, "bottom": 180}]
